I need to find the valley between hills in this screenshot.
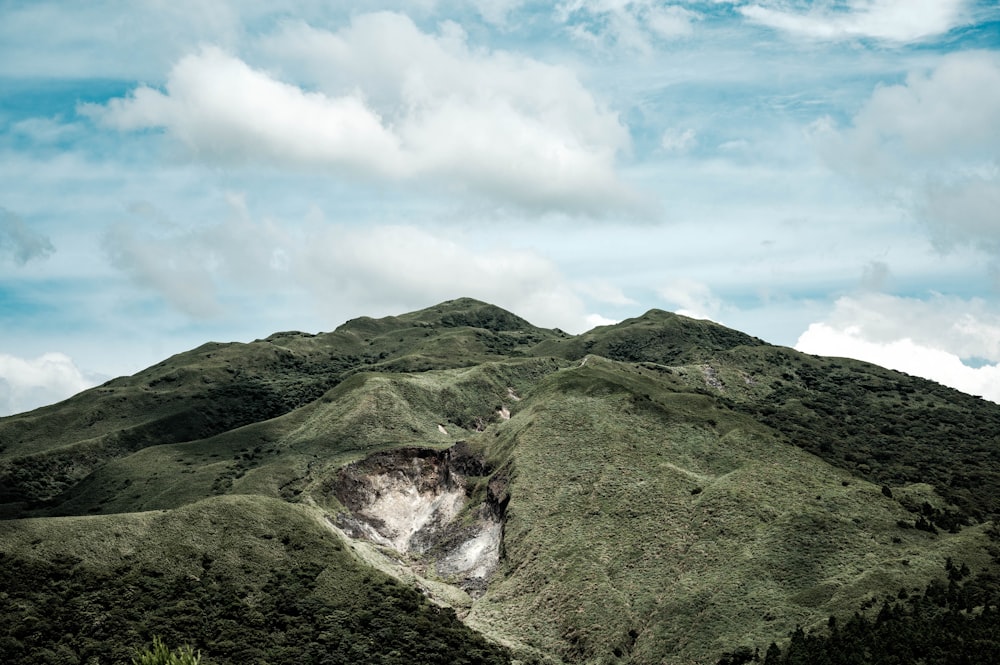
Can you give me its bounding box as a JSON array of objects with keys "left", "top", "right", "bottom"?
[{"left": 2, "top": 298, "right": 1000, "bottom": 664}]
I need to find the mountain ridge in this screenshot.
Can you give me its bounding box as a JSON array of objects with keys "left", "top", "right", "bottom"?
[{"left": 2, "top": 298, "right": 999, "bottom": 664}]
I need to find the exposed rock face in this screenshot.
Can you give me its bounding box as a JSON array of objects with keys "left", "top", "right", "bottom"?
[{"left": 331, "top": 444, "right": 504, "bottom": 595}]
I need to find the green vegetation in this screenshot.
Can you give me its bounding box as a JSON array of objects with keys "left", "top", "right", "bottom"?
[
  {"left": 133, "top": 637, "right": 201, "bottom": 665},
  {"left": 0, "top": 496, "right": 510, "bottom": 664},
  {"left": 3, "top": 298, "right": 1000, "bottom": 664},
  {"left": 721, "top": 559, "right": 1000, "bottom": 665},
  {"left": 729, "top": 352, "right": 1000, "bottom": 522},
  {"left": 465, "top": 357, "right": 995, "bottom": 663},
  {"left": 0, "top": 298, "right": 558, "bottom": 508}
]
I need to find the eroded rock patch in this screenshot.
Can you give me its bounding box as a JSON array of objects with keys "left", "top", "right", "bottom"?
[{"left": 331, "top": 444, "right": 506, "bottom": 595}]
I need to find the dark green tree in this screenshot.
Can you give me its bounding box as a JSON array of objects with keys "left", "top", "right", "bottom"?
[{"left": 763, "top": 642, "right": 782, "bottom": 665}]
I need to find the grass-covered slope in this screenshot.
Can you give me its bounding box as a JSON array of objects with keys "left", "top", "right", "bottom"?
[
  {"left": 0, "top": 495, "right": 511, "bottom": 664},
  {"left": 0, "top": 298, "right": 558, "bottom": 511},
  {"left": 24, "top": 356, "right": 565, "bottom": 518},
  {"left": 531, "top": 309, "right": 767, "bottom": 365},
  {"left": 465, "top": 356, "right": 994, "bottom": 664},
  {"left": 2, "top": 298, "right": 1000, "bottom": 664},
  {"left": 636, "top": 343, "right": 1000, "bottom": 524}
]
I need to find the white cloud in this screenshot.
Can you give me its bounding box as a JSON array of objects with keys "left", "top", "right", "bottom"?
[
  {"left": 836, "top": 51, "right": 1000, "bottom": 166},
  {"left": 820, "top": 50, "right": 1000, "bottom": 254},
  {"left": 859, "top": 260, "right": 890, "bottom": 291},
  {"left": 557, "top": 1, "right": 699, "bottom": 53},
  {"left": 661, "top": 127, "right": 697, "bottom": 153},
  {"left": 467, "top": 0, "right": 526, "bottom": 26},
  {"left": 575, "top": 280, "right": 637, "bottom": 306},
  {"left": 299, "top": 223, "right": 592, "bottom": 331},
  {"left": 88, "top": 13, "right": 639, "bottom": 215},
  {"left": 0, "top": 0, "right": 248, "bottom": 79},
  {"left": 741, "top": 0, "right": 970, "bottom": 43},
  {"left": 647, "top": 4, "right": 701, "bottom": 38},
  {"left": 658, "top": 278, "right": 722, "bottom": 320},
  {"left": 717, "top": 139, "right": 750, "bottom": 152},
  {"left": 103, "top": 220, "right": 222, "bottom": 319},
  {"left": 0, "top": 207, "right": 55, "bottom": 265},
  {"left": 99, "top": 197, "right": 596, "bottom": 333},
  {"left": 585, "top": 313, "right": 620, "bottom": 328},
  {"left": 922, "top": 173, "right": 1000, "bottom": 254},
  {"left": 0, "top": 352, "right": 96, "bottom": 416},
  {"left": 813, "top": 293, "right": 1000, "bottom": 361},
  {"left": 101, "top": 195, "right": 292, "bottom": 319},
  {"left": 11, "top": 117, "right": 84, "bottom": 145},
  {"left": 795, "top": 293, "right": 1000, "bottom": 403},
  {"left": 90, "top": 47, "right": 406, "bottom": 178},
  {"left": 797, "top": 324, "right": 1000, "bottom": 403}
]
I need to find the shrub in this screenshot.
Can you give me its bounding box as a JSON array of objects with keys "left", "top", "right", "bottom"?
[{"left": 132, "top": 637, "right": 201, "bottom": 665}]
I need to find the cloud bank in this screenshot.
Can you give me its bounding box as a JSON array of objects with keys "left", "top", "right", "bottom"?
[
  {"left": 741, "top": 0, "right": 970, "bottom": 42},
  {"left": 557, "top": 1, "right": 700, "bottom": 52},
  {"left": 100, "top": 198, "right": 603, "bottom": 333},
  {"left": 0, "top": 352, "right": 96, "bottom": 417},
  {"left": 820, "top": 50, "right": 1000, "bottom": 254},
  {"left": 659, "top": 278, "right": 722, "bottom": 321},
  {"left": 88, "top": 12, "right": 638, "bottom": 215},
  {"left": 796, "top": 293, "right": 1000, "bottom": 403}
]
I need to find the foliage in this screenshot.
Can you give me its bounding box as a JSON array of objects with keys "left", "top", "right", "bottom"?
[
  {"left": 0, "top": 300, "right": 557, "bottom": 512},
  {"left": 133, "top": 636, "right": 202, "bottom": 665},
  {"left": 0, "top": 513, "right": 511, "bottom": 665},
  {"left": 719, "top": 561, "right": 1000, "bottom": 665},
  {"left": 727, "top": 355, "right": 1000, "bottom": 522}
]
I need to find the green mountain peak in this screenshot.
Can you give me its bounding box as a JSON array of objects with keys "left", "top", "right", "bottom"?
[{"left": 2, "top": 298, "right": 999, "bottom": 665}]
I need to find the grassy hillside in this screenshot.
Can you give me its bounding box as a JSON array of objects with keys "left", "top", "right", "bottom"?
[
  {"left": 0, "top": 495, "right": 511, "bottom": 664},
  {"left": 2, "top": 298, "right": 999, "bottom": 664},
  {"left": 0, "top": 298, "right": 558, "bottom": 511},
  {"left": 465, "top": 356, "right": 994, "bottom": 664},
  {"left": 531, "top": 309, "right": 767, "bottom": 365},
  {"left": 27, "top": 356, "right": 565, "bottom": 518}
]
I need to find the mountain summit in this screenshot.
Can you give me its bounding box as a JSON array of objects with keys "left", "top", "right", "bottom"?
[{"left": 2, "top": 299, "right": 999, "bottom": 664}]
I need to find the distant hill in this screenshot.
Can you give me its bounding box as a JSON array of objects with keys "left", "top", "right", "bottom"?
[{"left": 2, "top": 298, "right": 999, "bottom": 664}]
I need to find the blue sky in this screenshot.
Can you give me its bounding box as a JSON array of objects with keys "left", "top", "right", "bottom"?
[{"left": 2, "top": 0, "right": 1000, "bottom": 415}]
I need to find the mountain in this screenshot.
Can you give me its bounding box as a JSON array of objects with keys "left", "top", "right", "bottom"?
[{"left": 2, "top": 298, "right": 999, "bottom": 664}]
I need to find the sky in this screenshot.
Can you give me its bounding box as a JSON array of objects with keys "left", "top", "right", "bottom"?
[{"left": 2, "top": 0, "right": 1000, "bottom": 416}]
